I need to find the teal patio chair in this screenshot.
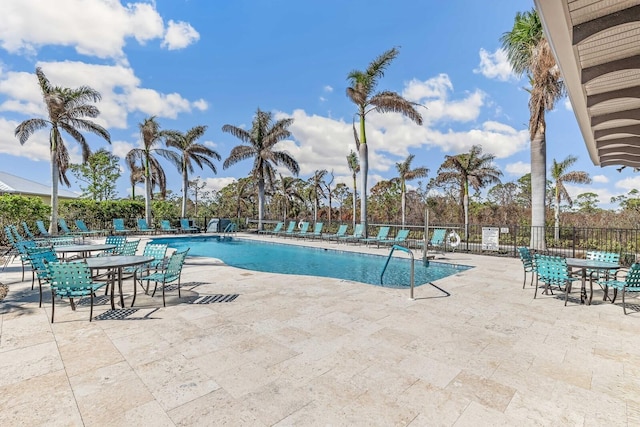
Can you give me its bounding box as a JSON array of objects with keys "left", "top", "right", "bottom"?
[
  {"left": 585, "top": 251, "right": 621, "bottom": 298},
  {"left": 128, "top": 242, "right": 169, "bottom": 298},
  {"left": 517, "top": 247, "right": 536, "bottom": 289},
  {"left": 361, "top": 226, "right": 390, "bottom": 246},
  {"left": 138, "top": 249, "right": 189, "bottom": 307},
  {"left": 99, "top": 235, "right": 127, "bottom": 256},
  {"left": 26, "top": 245, "right": 59, "bottom": 307},
  {"left": 22, "top": 222, "right": 37, "bottom": 239},
  {"left": 338, "top": 224, "right": 365, "bottom": 244},
  {"left": 160, "top": 220, "right": 178, "bottom": 233},
  {"left": 322, "top": 224, "right": 348, "bottom": 241},
  {"left": 276, "top": 221, "right": 297, "bottom": 237},
  {"left": 599, "top": 263, "right": 640, "bottom": 315},
  {"left": 137, "top": 218, "right": 156, "bottom": 234},
  {"left": 259, "top": 222, "right": 283, "bottom": 235},
  {"left": 292, "top": 222, "right": 310, "bottom": 238},
  {"left": 179, "top": 218, "right": 200, "bottom": 233},
  {"left": 113, "top": 218, "right": 132, "bottom": 235},
  {"left": 36, "top": 220, "right": 51, "bottom": 237},
  {"left": 534, "top": 254, "right": 579, "bottom": 304},
  {"left": 308, "top": 222, "right": 324, "bottom": 239},
  {"left": 75, "top": 219, "right": 105, "bottom": 237},
  {"left": 47, "top": 260, "right": 106, "bottom": 322},
  {"left": 377, "top": 229, "right": 410, "bottom": 247}
]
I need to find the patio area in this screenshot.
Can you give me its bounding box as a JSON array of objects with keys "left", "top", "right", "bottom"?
[{"left": 1, "top": 233, "right": 639, "bottom": 426}]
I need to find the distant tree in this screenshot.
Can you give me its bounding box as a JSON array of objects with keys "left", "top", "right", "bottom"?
[
  {"left": 347, "top": 47, "right": 423, "bottom": 236},
  {"left": 322, "top": 170, "right": 335, "bottom": 224},
  {"left": 574, "top": 192, "right": 600, "bottom": 213},
  {"left": 69, "top": 148, "right": 120, "bottom": 201},
  {"left": 223, "top": 108, "right": 299, "bottom": 231},
  {"left": 164, "top": 125, "right": 220, "bottom": 218},
  {"left": 346, "top": 150, "right": 360, "bottom": 228},
  {"left": 435, "top": 145, "right": 502, "bottom": 240},
  {"left": 394, "top": 154, "right": 428, "bottom": 227},
  {"left": 15, "top": 67, "right": 111, "bottom": 233},
  {"left": 308, "top": 169, "right": 327, "bottom": 223},
  {"left": 333, "top": 183, "right": 350, "bottom": 222},
  {"left": 501, "top": 9, "right": 564, "bottom": 250},
  {"left": 550, "top": 155, "right": 591, "bottom": 240},
  {"left": 188, "top": 177, "right": 210, "bottom": 217}
]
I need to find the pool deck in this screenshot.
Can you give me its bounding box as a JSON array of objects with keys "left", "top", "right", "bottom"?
[{"left": 1, "top": 232, "right": 639, "bottom": 426}]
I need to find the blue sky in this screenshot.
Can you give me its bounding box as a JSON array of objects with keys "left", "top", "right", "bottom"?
[{"left": 0, "top": 0, "right": 636, "bottom": 209}]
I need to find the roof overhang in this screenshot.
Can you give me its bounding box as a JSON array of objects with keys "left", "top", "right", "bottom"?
[{"left": 535, "top": 0, "right": 640, "bottom": 168}]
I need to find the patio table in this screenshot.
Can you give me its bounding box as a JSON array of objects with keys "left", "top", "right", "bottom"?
[
  {"left": 54, "top": 243, "right": 116, "bottom": 259},
  {"left": 84, "top": 255, "right": 154, "bottom": 310},
  {"left": 565, "top": 258, "right": 620, "bottom": 305}
]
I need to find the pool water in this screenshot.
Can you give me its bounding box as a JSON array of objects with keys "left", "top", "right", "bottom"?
[{"left": 151, "top": 236, "right": 472, "bottom": 288}]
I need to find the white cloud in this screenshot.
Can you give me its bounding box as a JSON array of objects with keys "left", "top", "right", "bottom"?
[
  {"left": 319, "top": 96, "right": 327, "bottom": 102},
  {"left": 0, "top": 0, "right": 168, "bottom": 59},
  {"left": 615, "top": 176, "right": 640, "bottom": 191},
  {"left": 205, "top": 177, "right": 236, "bottom": 191},
  {"left": 161, "top": 20, "right": 200, "bottom": 50},
  {"left": 111, "top": 140, "right": 135, "bottom": 159},
  {"left": 505, "top": 161, "right": 531, "bottom": 175},
  {"left": 564, "top": 97, "right": 573, "bottom": 111},
  {"left": 0, "top": 117, "right": 49, "bottom": 161},
  {"left": 564, "top": 184, "right": 613, "bottom": 207},
  {"left": 592, "top": 174, "right": 609, "bottom": 183},
  {"left": 474, "top": 48, "right": 515, "bottom": 81},
  {"left": 0, "top": 62, "right": 206, "bottom": 128},
  {"left": 193, "top": 99, "right": 208, "bottom": 111},
  {"left": 323, "top": 85, "right": 333, "bottom": 93}
]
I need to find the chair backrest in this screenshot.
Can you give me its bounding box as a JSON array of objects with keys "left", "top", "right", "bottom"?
[
  {"left": 22, "top": 222, "right": 35, "bottom": 239},
  {"left": 375, "top": 227, "right": 390, "bottom": 239},
  {"left": 624, "top": 263, "right": 640, "bottom": 289},
  {"left": 75, "top": 219, "right": 89, "bottom": 232},
  {"left": 27, "top": 246, "right": 59, "bottom": 278},
  {"left": 4, "top": 226, "right": 16, "bottom": 245},
  {"left": 47, "top": 261, "right": 95, "bottom": 289},
  {"left": 312, "top": 223, "right": 323, "bottom": 234},
  {"left": 10, "top": 225, "right": 24, "bottom": 242},
  {"left": 272, "top": 222, "right": 284, "bottom": 233},
  {"left": 352, "top": 224, "right": 364, "bottom": 237},
  {"left": 430, "top": 229, "right": 447, "bottom": 245},
  {"left": 586, "top": 251, "right": 620, "bottom": 263},
  {"left": 121, "top": 239, "right": 140, "bottom": 256},
  {"left": 180, "top": 218, "right": 191, "bottom": 229},
  {"left": 164, "top": 249, "right": 189, "bottom": 282},
  {"left": 58, "top": 219, "right": 72, "bottom": 233},
  {"left": 394, "top": 229, "right": 410, "bottom": 242},
  {"left": 15, "top": 239, "right": 37, "bottom": 255},
  {"left": 161, "top": 220, "right": 174, "bottom": 230},
  {"left": 36, "top": 220, "right": 51, "bottom": 236},
  {"left": 535, "top": 254, "right": 570, "bottom": 283},
  {"left": 137, "top": 218, "right": 151, "bottom": 230},
  {"left": 113, "top": 218, "right": 127, "bottom": 231},
  {"left": 142, "top": 243, "right": 168, "bottom": 266},
  {"left": 104, "top": 235, "right": 127, "bottom": 255},
  {"left": 517, "top": 247, "right": 534, "bottom": 268},
  {"left": 335, "top": 224, "right": 348, "bottom": 236},
  {"left": 298, "top": 222, "right": 310, "bottom": 233},
  {"left": 284, "top": 221, "right": 296, "bottom": 233}
]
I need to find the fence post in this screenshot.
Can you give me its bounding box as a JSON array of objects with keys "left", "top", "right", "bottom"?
[{"left": 572, "top": 226, "right": 576, "bottom": 258}]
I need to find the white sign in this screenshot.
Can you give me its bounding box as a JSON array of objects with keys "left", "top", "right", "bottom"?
[{"left": 482, "top": 227, "right": 499, "bottom": 251}]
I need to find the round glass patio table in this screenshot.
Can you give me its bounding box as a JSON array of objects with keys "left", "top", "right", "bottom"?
[
  {"left": 84, "top": 255, "right": 154, "bottom": 310},
  {"left": 565, "top": 258, "right": 620, "bottom": 305},
  {"left": 54, "top": 243, "right": 116, "bottom": 259}
]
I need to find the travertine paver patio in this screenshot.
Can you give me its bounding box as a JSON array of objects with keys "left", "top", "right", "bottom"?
[{"left": 1, "top": 233, "right": 639, "bottom": 426}]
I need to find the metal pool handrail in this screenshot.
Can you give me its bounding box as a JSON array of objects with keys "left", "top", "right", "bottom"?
[{"left": 381, "top": 245, "right": 416, "bottom": 300}]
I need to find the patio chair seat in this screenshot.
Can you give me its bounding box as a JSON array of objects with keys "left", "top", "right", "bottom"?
[
  {"left": 599, "top": 263, "right": 640, "bottom": 315},
  {"left": 160, "top": 220, "right": 178, "bottom": 233},
  {"left": 138, "top": 249, "right": 189, "bottom": 307}
]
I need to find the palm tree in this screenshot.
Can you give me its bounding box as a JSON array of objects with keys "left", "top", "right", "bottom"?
[
  {"left": 309, "top": 169, "right": 327, "bottom": 223},
  {"left": 347, "top": 47, "right": 423, "bottom": 236},
  {"left": 550, "top": 155, "right": 591, "bottom": 240},
  {"left": 395, "top": 154, "right": 428, "bottom": 228},
  {"left": 164, "top": 125, "right": 221, "bottom": 218},
  {"left": 435, "top": 145, "right": 502, "bottom": 240},
  {"left": 346, "top": 150, "right": 360, "bottom": 229},
  {"left": 15, "top": 67, "right": 110, "bottom": 233},
  {"left": 501, "top": 9, "right": 564, "bottom": 250},
  {"left": 125, "top": 117, "right": 179, "bottom": 225},
  {"left": 222, "top": 108, "right": 299, "bottom": 231},
  {"left": 278, "top": 175, "right": 304, "bottom": 221}
]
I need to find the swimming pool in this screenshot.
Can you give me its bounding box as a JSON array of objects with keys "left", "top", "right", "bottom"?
[{"left": 151, "top": 236, "right": 472, "bottom": 288}]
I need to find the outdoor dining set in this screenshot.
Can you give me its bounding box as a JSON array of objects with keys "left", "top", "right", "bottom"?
[
  {"left": 2, "top": 221, "right": 190, "bottom": 323},
  {"left": 517, "top": 246, "right": 640, "bottom": 314}
]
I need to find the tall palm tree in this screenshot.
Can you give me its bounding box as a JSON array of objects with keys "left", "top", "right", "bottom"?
[
  {"left": 550, "top": 155, "right": 591, "bottom": 240},
  {"left": 278, "top": 175, "right": 304, "bottom": 221},
  {"left": 309, "top": 169, "right": 327, "bottom": 223},
  {"left": 395, "top": 154, "right": 428, "bottom": 228},
  {"left": 222, "top": 108, "right": 299, "bottom": 231},
  {"left": 501, "top": 9, "right": 564, "bottom": 250},
  {"left": 346, "top": 150, "right": 360, "bottom": 229},
  {"left": 347, "top": 47, "right": 423, "bottom": 236},
  {"left": 164, "top": 125, "right": 221, "bottom": 218},
  {"left": 125, "top": 117, "right": 178, "bottom": 225},
  {"left": 435, "top": 145, "right": 502, "bottom": 240},
  {"left": 15, "top": 67, "right": 110, "bottom": 233}
]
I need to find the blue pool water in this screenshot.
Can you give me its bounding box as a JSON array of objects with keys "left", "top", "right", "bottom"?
[{"left": 151, "top": 236, "right": 472, "bottom": 288}]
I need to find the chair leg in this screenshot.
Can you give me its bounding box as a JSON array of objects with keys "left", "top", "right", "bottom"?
[
  {"left": 38, "top": 278, "right": 43, "bottom": 308},
  {"left": 622, "top": 288, "right": 627, "bottom": 315},
  {"left": 177, "top": 278, "right": 181, "bottom": 299},
  {"left": 522, "top": 271, "right": 526, "bottom": 289},
  {"left": 131, "top": 273, "right": 137, "bottom": 308},
  {"left": 162, "top": 282, "right": 166, "bottom": 307},
  {"left": 51, "top": 289, "right": 56, "bottom": 323},
  {"left": 89, "top": 292, "right": 94, "bottom": 322}
]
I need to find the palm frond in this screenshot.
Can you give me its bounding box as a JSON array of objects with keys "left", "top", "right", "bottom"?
[
  {"left": 369, "top": 92, "right": 423, "bottom": 125},
  {"left": 15, "top": 118, "right": 49, "bottom": 145}
]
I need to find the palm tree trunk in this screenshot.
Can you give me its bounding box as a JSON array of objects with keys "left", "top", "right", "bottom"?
[
  {"left": 359, "top": 142, "right": 368, "bottom": 238},
  {"left": 50, "top": 146, "right": 59, "bottom": 235},
  {"left": 401, "top": 185, "right": 406, "bottom": 228},
  {"left": 181, "top": 167, "right": 188, "bottom": 218},
  {"left": 352, "top": 175, "right": 357, "bottom": 229},
  {"left": 144, "top": 171, "right": 152, "bottom": 225},
  {"left": 554, "top": 192, "right": 560, "bottom": 241},
  {"left": 257, "top": 178, "right": 265, "bottom": 231},
  {"left": 530, "top": 126, "right": 547, "bottom": 250},
  {"left": 463, "top": 193, "right": 469, "bottom": 241}
]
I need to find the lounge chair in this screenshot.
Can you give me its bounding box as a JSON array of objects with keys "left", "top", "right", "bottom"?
[
  {"left": 36, "top": 220, "right": 51, "bottom": 237},
  {"left": 58, "top": 219, "right": 80, "bottom": 237},
  {"left": 338, "top": 224, "right": 365, "bottom": 244},
  {"left": 291, "top": 222, "right": 310, "bottom": 238},
  {"left": 276, "top": 221, "right": 297, "bottom": 237},
  {"left": 361, "top": 226, "right": 390, "bottom": 246},
  {"left": 322, "top": 224, "right": 348, "bottom": 241},
  {"left": 160, "top": 220, "right": 178, "bottom": 233},
  {"left": 377, "top": 229, "right": 410, "bottom": 247},
  {"left": 75, "top": 219, "right": 105, "bottom": 237},
  {"left": 113, "top": 218, "right": 133, "bottom": 235},
  {"left": 137, "top": 218, "right": 156, "bottom": 234},
  {"left": 308, "top": 222, "right": 324, "bottom": 239},
  {"left": 259, "top": 222, "right": 283, "bottom": 235},
  {"left": 21, "top": 222, "right": 37, "bottom": 239},
  {"left": 179, "top": 218, "right": 200, "bottom": 233}
]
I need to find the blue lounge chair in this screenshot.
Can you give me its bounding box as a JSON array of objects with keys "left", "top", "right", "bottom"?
[
  {"left": 36, "top": 220, "right": 51, "bottom": 237},
  {"left": 276, "top": 221, "right": 297, "bottom": 237},
  {"left": 179, "top": 218, "right": 200, "bottom": 233},
  {"left": 58, "top": 219, "right": 80, "bottom": 237},
  {"left": 322, "top": 224, "right": 348, "bottom": 241},
  {"left": 113, "top": 218, "right": 133, "bottom": 234},
  {"left": 292, "top": 222, "right": 310, "bottom": 238},
  {"left": 160, "top": 220, "right": 178, "bottom": 233},
  {"left": 338, "top": 224, "right": 365, "bottom": 244},
  {"left": 137, "top": 218, "right": 156, "bottom": 234},
  {"left": 259, "top": 222, "right": 283, "bottom": 235},
  {"left": 378, "top": 229, "right": 410, "bottom": 247},
  {"left": 361, "top": 226, "right": 390, "bottom": 246},
  {"left": 22, "top": 222, "right": 37, "bottom": 239},
  {"left": 75, "top": 219, "right": 104, "bottom": 237},
  {"left": 308, "top": 222, "right": 324, "bottom": 239}
]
